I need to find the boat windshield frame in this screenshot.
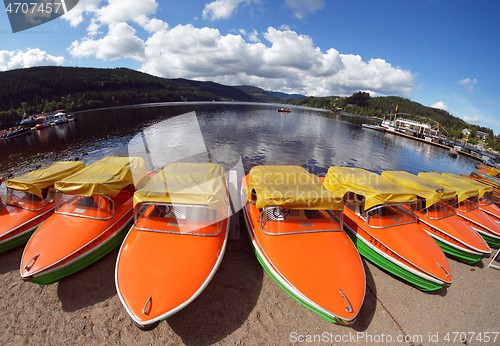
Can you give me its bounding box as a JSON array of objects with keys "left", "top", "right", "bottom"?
[
  {"left": 479, "top": 192, "right": 495, "bottom": 207},
  {"left": 259, "top": 206, "right": 343, "bottom": 236},
  {"left": 457, "top": 196, "right": 479, "bottom": 212},
  {"left": 134, "top": 202, "right": 226, "bottom": 237},
  {"left": 6, "top": 188, "right": 51, "bottom": 211},
  {"left": 425, "top": 198, "right": 457, "bottom": 220},
  {"left": 364, "top": 203, "right": 417, "bottom": 228},
  {"left": 55, "top": 192, "right": 115, "bottom": 220}
]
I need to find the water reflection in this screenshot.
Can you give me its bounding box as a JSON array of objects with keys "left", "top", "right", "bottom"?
[{"left": 0, "top": 103, "right": 477, "bottom": 183}]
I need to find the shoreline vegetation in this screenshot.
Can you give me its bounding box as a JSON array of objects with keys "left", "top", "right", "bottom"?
[{"left": 1, "top": 66, "right": 497, "bottom": 151}]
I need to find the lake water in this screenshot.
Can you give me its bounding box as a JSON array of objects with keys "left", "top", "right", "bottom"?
[{"left": 0, "top": 102, "right": 477, "bottom": 184}]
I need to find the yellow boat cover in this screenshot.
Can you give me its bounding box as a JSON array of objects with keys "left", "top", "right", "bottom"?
[
  {"left": 133, "top": 162, "right": 228, "bottom": 214},
  {"left": 442, "top": 173, "right": 493, "bottom": 197},
  {"left": 6, "top": 161, "right": 85, "bottom": 198},
  {"left": 382, "top": 171, "right": 456, "bottom": 207},
  {"left": 247, "top": 165, "right": 343, "bottom": 210},
  {"left": 55, "top": 157, "right": 146, "bottom": 197},
  {"left": 418, "top": 172, "right": 478, "bottom": 202},
  {"left": 324, "top": 166, "right": 416, "bottom": 210},
  {"left": 484, "top": 166, "right": 500, "bottom": 178}
]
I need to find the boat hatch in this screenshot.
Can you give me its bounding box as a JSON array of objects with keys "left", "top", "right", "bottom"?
[
  {"left": 457, "top": 196, "right": 479, "bottom": 213},
  {"left": 134, "top": 203, "right": 225, "bottom": 236},
  {"left": 258, "top": 206, "right": 343, "bottom": 235},
  {"left": 365, "top": 203, "right": 417, "bottom": 228},
  {"left": 55, "top": 193, "right": 115, "bottom": 220},
  {"left": 6, "top": 189, "right": 51, "bottom": 211}
]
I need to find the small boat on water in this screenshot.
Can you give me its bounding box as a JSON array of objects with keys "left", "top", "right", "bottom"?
[
  {"left": 242, "top": 165, "right": 366, "bottom": 324},
  {"left": 277, "top": 108, "right": 291, "bottom": 113},
  {"left": 0, "top": 126, "right": 31, "bottom": 139},
  {"left": 323, "top": 167, "right": 452, "bottom": 291},
  {"left": 116, "top": 162, "right": 230, "bottom": 329},
  {"left": 0, "top": 161, "right": 85, "bottom": 253},
  {"left": 382, "top": 171, "right": 491, "bottom": 264},
  {"left": 419, "top": 172, "right": 500, "bottom": 248},
  {"left": 20, "top": 157, "right": 147, "bottom": 285},
  {"left": 361, "top": 123, "right": 386, "bottom": 132}
]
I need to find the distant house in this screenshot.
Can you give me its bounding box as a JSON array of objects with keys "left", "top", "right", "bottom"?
[
  {"left": 462, "top": 128, "right": 471, "bottom": 137},
  {"left": 476, "top": 130, "right": 489, "bottom": 140}
]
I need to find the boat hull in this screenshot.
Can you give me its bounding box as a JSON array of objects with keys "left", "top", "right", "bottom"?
[
  {"left": 241, "top": 178, "right": 366, "bottom": 324},
  {"left": 116, "top": 218, "right": 229, "bottom": 328},
  {"left": 20, "top": 199, "right": 133, "bottom": 285},
  {"left": 416, "top": 214, "right": 491, "bottom": 264},
  {"left": 0, "top": 205, "right": 54, "bottom": 253},
  {"left": 457, "top": 209, "right": 500, "bottom": 248},
  {"left": 342, "top": 208, "right": 452, "bottom": 291}
]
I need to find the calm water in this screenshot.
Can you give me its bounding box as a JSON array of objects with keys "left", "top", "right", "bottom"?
[{"left": 0, "top": 102, "right": 477, "bottom": 183}]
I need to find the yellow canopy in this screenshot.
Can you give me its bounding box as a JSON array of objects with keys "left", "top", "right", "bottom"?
[
  {"left": 381, "top": 171, "right": 456, "bottom": 208},
  {"left": 442, "top": 173, "right": 493, "bottom": 198},
  {"left": 323, "top": 166, "right": 417, "bottom": 210},
  {"left": 247, "top": 165, "right": 343, "bottom": 210},
  {"left": 418, "top": 172, "right": 478, "bottom": 203},
  {"left": 55, "top": 157, "right": 146, "bottom": 197},
  {"left": 6, "top": 161, "right": 85, "bottom": 198},
  {"left": 133, "top": 162, "right": 228, "bottom": 214}
]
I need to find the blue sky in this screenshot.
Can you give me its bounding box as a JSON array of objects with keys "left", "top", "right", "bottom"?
[{"left": 1, "top": 0, "right": 499, "bottom": 134}]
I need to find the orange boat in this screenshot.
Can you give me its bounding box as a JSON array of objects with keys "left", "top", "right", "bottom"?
[
  {"left": 324, "top": 167, "right": 452, "bottom": 291},
  {"left": 0, "top": 161, "right": 85, "bottom": 253},
  {"left": 419, "top": 172, "right": 500, "bottom": 248},
  {"left": 242, "top": 165, "right": 366, "bottom": 324},
  {"left": 20, "top": 157, "right": 147, "bottom": 285},
  {"left": 382, "top": 171, "right": 491, "bottom": 264},
  {"left": 448, "top": 174, "right": 500, "bottom": 224},
  {"left": 116, "top": 162, "right": 230, "bottom": 329}
]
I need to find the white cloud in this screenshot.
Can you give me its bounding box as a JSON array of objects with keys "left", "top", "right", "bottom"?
[
  {"left": 458, "top": 77, "right": 477, "bottom": 92},
  {"left": 463, "top": 115, "right": 480, "bottom": 124},
  {"left": 68, "top": 22, "right": 145, "bottom": 61},
  {"left": 285, "top": 0, "right": 325, "bottom": 19},
  {"left": 63, "top": 0, "right": 102, "bottom": 27},
  {"left": 202, "top": 0, "right": 258, "bottom": 20},
  {"left": 140, "top": 25, "right": 414, "bottom": 97},
  {"left": 431, "top": 101, "right": 448, "bottom": 111},
  {"left": 0, "top": 48, "right": 64, "bottom": 71},
  {"left": 64, "top": 1, "right": 414, "bottom": 97}
]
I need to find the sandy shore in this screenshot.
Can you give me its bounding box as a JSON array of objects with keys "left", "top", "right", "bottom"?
[{"left": 1, "top": 215, "right": 499, "bottom": 345}]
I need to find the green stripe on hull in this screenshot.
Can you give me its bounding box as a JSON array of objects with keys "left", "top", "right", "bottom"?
[
  {"left": 479, "top": 233, "right": 500, "bottom": 248},
  {"left": 30, "top": 221, "right": 132, "bottom": 285},
  {"left": 250, "top": 242, "right": 347, "bottom": 324},
  {"left": 433, "top": 238, "right": 482, "bottom": 264},
  {"left": 0, "top": 229, "right": 36, "bottom": 253},
  {"left": 345, "top": 230, "right": 443, "bottom": 292}
]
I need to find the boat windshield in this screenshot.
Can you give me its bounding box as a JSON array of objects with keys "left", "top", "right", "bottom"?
[
  {"left": 426, "top": 199, "right": 456, "bottom": 220},
  {"left": 134, "top": 203, "right": 226, "bottom": 236},
  {"left": 259, "top": 206, "right": 343, "bottom": 235},
  {"left": 365, "top": 203, "right": 417, "bottom": 228},
  {"left": 55, "top": 192, "right": 114, "bottom": 220},
  {"left": 458, "top": 196, "right": 479, "bottom": 212},
  {"left": 6, "top": 188, "right": 52, "bottom": 211},
  {"left": 479, "top": 192, "right": 494, "bottom": 207}
]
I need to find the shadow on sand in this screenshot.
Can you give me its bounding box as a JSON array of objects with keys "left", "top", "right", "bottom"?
[
  {"left": 352, "top": 260, "right": 377, "bottom": 332},
  {"left": 0, "top": 246, "right": 24, "bottom": 274},
  {"left": 168, "top": 223, "right": 263, "bottom": 346},
  {"left": 57, "top": 248, "right": 119, "bottom": 312}
]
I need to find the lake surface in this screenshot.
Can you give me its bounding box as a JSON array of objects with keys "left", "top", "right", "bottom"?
[{"left": 0, "top": 102, "right": 477, "bottom": 184}]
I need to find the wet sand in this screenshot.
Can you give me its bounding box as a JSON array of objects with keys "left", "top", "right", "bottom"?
[{"left": 1, "top": 216, "right": 499, "bottom": 345}]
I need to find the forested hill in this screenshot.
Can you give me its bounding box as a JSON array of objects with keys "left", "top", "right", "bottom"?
[
  {"left": 0, "top": 66, "right": 287, "bottom": 124},
  {"left": 288, "top": 92, "right": 494, "bottom": 139}
]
